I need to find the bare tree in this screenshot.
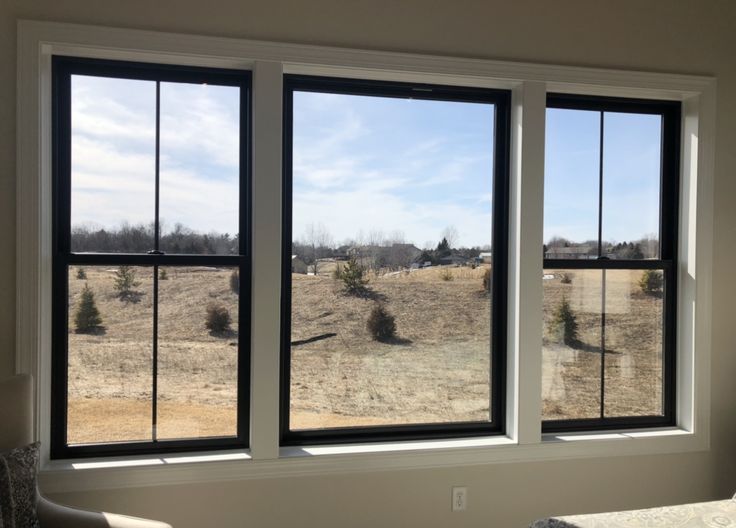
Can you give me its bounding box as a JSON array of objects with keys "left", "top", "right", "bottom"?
[
  {"left": 301, "top": 223, "right": 333, "bottom": 275},
  {"left": 441, "top": 225, "right": 459, "bottom": 250}
]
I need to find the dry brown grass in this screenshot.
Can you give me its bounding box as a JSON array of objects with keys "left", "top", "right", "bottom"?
[
  {"left": 66, "top": 264, "right": 663, "bottom": 443},
  {"left": 542, "top": 269, "right": 663, "bottom": 421}
]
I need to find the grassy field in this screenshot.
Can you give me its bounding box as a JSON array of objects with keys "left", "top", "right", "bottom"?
[{"left": 66, "top": 264, "right": 663, "bottom": 444}]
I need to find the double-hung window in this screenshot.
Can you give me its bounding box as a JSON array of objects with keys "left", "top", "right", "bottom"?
[
  {"left": 542, "top": 94, "right": 680, "bottom": 431},
  {"left": 51, "top": 57, "right": 251, "bottom": 458},
  {"left": 281, "top": 76, "right": 511, "bottom": 444}
]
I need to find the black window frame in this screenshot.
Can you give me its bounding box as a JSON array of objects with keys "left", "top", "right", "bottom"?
[
  {"left": 280, "top": 74, "right": 511, "bottom": 446},
  {"left": 50, "top": 56, "right": 252, "bottom": 459},
  {"left": 542, "top": 93, "right": 680, "bottom": 433}
]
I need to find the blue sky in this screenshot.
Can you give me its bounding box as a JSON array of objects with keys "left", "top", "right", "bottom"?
[
  {"left": 71, "top": 76, "right": 662, "bottom": 249},
  {"left": 71, "top": 75, "right": 240, "bottom": 237},
  {"left": 545, "top": 108, "right": 661, "bottom": 245}
]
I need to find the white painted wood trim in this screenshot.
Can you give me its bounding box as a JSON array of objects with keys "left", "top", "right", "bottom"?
[
  {"left": 15, "top": 19, "right": 716, "bottom": 492},
  {"left": 249, "top": 60, "right": 284, "bottom": 460},
  {"left": 508, "top": 82, "right": 546, "bottom": 445},
  {"left": 38, "top": 429, "right": 705, "bottom": 494}
]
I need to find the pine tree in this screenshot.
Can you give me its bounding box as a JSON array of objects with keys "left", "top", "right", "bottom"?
[
  {"left": 336, "top": 256, "right": 369, "bottom": 295},
  {"left": 74, "top": 284, "right": 102, "bottom": 333},
  {"left": 553, "top": 296, "right": 578, "bottom": 347},
  {"left": 639, "top": 269, "right": 664, "bottom": 295},
  {"left": 114, "top": 265, "right": 140, "bottom": 301},
  {"left": 230, "top": 269, "right": 239, "bottom": 294}
]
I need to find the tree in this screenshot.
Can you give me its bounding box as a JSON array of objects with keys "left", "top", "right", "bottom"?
[
  {"left": 230, "top": 269, "right": 239, "bottom": 294},
  {"left": 336, "top": 255, "right": 369, "bottom": 295},
  {"left": 76, "top": 267, "right": 87, "bottom": 280},
  {"left": 74, "top": 284, "right": 102, "bottom": 333},
  {"left": 482, "top": 267, "right": 491, "bottom": 293},
  {"left": 205, "top": 303, "right": 232, "bottom": 334},
  {"left": 552, "top": 296, "right": 578, "bottom": 347},
  {"left": 114, "top": 265, "right": 141, "bottom": 301},
  {"left": 301, "top": 223, "right": 333, "bottom": 275},
  {"left": 366, "top": 304, "right": 396, "bottom": 342},
  {"left": 436, "top": 237, "right": 451, "bottom": 258},
  {"left": 441, "top": 225, "right": 459, "bottom": 249},
  {"left": 159, "top": 268, "right": 168, "bottom": 280},
  {"left": 639, "top": 269, "right": 663, "bottom": 295}
]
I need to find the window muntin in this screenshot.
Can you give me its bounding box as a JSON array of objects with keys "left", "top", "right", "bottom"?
[
  {"left": 542, "top": 95, "right": 679, "bottom": 432},
  {"left": 51, "top": 57, "right": 251, "bottom": 458},
  {"left": 281, "top": 76, "right": 510, "bottom": 445}
]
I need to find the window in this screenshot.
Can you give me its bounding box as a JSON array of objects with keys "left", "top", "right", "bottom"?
[
  {"left": 542, "top": 94, "right": 680, "bottom": 431},
  {"left": 51, "top": 57, "right": 251, "bottom": 458},
  {"left": 281, "top": 75, "right": 510, "bottom": 445}
]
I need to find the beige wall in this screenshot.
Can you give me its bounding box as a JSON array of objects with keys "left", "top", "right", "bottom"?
[{"left": 2, "top": 1, "right": 735, "bottom": 526}]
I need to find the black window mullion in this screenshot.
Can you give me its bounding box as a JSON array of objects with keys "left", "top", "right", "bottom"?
[
  {"left": 597, "top": 111, "right": 605, "bottom": 259},
  {"left": 152, "top": 265, "right": 159, "bottom": 441},
  {"left": 154, "top": 80, "right": 161, "bottom": 252},
  {"left": 597, "top": 111, "right": 606, "bottom": 420},
  {"left": 151, "top": 80, "right": 161, "bottom": 442}
]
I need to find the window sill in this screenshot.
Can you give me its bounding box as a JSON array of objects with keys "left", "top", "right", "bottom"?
[{"left": 38, "top": 427, "right": 707, "bottom": 494}]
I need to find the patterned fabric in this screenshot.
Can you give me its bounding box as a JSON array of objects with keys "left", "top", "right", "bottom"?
[
  {"left": 0, "top": 443, "right": 40, "bottom": 528},
  {"left": 531, "top": 498, "right": 736, "bottom": 528}
]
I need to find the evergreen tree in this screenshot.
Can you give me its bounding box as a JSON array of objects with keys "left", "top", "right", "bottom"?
[
  {"left": 230, "top": 269, "right": 239, "bottom": 294},
  {"left": 74, "top": 284, "right": 102, "bottom": 333},
  {"left": 336, "top": 256, "right": 369, "bottom": 295},
  {"left": 639, "top": 269, "right": 664, "bottom": 295},
  {"left": 553, "top": 296, "right": 578, "bottom": 347},
  {"left": 114, "top": 265, "right": 140, "bottom": 301}
]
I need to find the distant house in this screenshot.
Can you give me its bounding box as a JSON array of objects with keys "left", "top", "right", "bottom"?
[
  {"left": 347, "top": 243, "right": 421, "bottom": 270},
  {"left": 544, "top": 245, "right": 597, "bottom": 259},
  {"left": 291, "top": 255, "right": 308, "bottom": 274},
  {"left": 479, "top": 251, "right": 492, "bottom": 263},
  {"left": 439, "top": 254, "right": 470, "bottom": 266}
]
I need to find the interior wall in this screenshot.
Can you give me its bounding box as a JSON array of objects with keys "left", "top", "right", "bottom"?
[{"left": 1, "top": 1, "right": 735, "bottom": 526}]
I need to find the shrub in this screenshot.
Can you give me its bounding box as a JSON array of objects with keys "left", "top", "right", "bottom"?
[
  {"left": 366, "top": 304, "right": 396, "bottom": 342},
  {"left": 205, "top": 303, "right": 232, "bottom": 334},
  {"left": 639, "top": 269, "right": 663, "bottom": 295},
  {"left": 482, "top": 267, "right": 491, "bottom": 293},
  {"left": 439, "top": 268, "right": 454, "bottom": 281},
  {"left": 552, "top": 296, "right": 578, "bottom": 347},
  {"left": 74, "top": 284, "right": 102, "bottom": 333},
  {"left": 336, "top": 256, "right": 369, "bottom": 295},
  {"left": 76, "top": 267, "right": 87, "bottom": 280},
  {"left": 114, "top": 265, "right": 141, "bottom": 301},
  {"left": 230, "top": 269, "right": 239, "bottom": 294},
  {"left": 560, "top": 272, "right": 573, "bottom": 284},
  {"left": 159, "top": 269, "right": 168, "bottom": 280}
]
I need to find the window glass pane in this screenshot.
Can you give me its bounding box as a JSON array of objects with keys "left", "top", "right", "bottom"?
[
  {"left": 159, "top": 82, "right": 240, "bottom": 254},
  {"left": 544, "top": 108, "right": 600, "bottom": 259},
  {"left": 157, "top": 266, "right": 239, "bottom": 439},
  {"left": 602, "top": 112, "right": 662, "bottom": 259},
  {"left": 603, "top": 269, "right": 664, "bottom": 417},
  {"left": 542, "top": 269, "right": 602, "bottom": 421},
  {"left": 67, "top": 265, "right": 153, "bottom": 444},
  {"left": 71, "top": 76, "right": 156, "bottom": 253},
  {"left": 289, "top": 90, "right": 495, "bottom": 430}
]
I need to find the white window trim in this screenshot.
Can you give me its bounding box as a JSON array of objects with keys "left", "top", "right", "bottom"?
[{"left": 16, "top": 19, "right": 716, "bottom": 494}]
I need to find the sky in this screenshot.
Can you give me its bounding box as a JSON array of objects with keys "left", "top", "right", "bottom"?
[{"left": 70, "top": 75, "right": 662, "bottom": 249}]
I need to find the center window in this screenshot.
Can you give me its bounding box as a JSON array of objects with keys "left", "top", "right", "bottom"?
[{"left": 281, "top": 76, "right": 510, "bottom": 444}]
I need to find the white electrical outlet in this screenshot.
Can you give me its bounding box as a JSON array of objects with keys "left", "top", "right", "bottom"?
[{"left": 452, "top": 486, "right": 467, "bottom": 512}]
